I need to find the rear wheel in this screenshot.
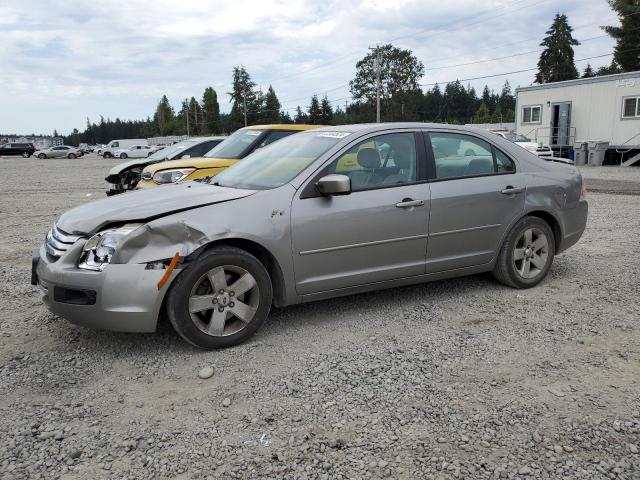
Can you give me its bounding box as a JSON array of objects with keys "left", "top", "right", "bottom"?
[
  {"left": 493, "top": 216, "right": 555, "bottom": 288},
  {"left": 167, "top": 246, "right": 273, "bottom": 349},
  {"left": 68, "top": 153, "right": 77, "bottom": 159}
]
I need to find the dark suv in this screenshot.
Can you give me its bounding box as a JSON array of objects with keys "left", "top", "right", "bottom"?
[{"left": 0, "top": 142, "right": 36, "bottom": 158}]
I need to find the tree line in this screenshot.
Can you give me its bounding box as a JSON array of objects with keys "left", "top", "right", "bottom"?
[{"left": 64, "top": 0, "right": 639, "bottom": 145}]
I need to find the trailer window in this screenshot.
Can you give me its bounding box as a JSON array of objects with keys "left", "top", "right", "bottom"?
[
  {"left": 622, "top": 97, "right": 639, "bottom": 118},
  {"left": 522, "top": 105, "right": 541, "bottom": 124}
]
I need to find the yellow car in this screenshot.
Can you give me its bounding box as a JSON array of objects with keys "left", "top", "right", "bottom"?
[{"left": 137, "top": 124, "right": 321, "bottom": 189}]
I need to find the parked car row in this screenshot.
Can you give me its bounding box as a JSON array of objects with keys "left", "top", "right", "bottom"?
[
  {"left": 33, "top": 123, "right": 588, "bottom": 350},
  {"left": 105, "top": 136, "right": 227, "bottom": 195},
  {"left": 0, "top": 143, "right": 84, "bottom": 158},
  {"left": 105, "top": 125, "right": 318, "bottom": 195}
]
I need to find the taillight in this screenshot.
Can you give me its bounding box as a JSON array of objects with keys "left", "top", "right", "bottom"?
[{"left": 580, "top": 181, "right": 587, "bottom": 199}]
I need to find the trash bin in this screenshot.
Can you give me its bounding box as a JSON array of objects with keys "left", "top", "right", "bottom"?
[
  {"left": 587, "top": 141, "right": 609, "bottom": 166},
  {"left": 573, "top": 141, "right": 588, "bottom": 166}
]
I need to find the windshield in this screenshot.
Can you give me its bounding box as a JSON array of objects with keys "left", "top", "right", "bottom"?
[
  {"left": 147, "top": 140, "right": 198, "bottom": 161},
  {"left": 505, "top": 133, "right": 531, "bottom": 142},
  {"left": 212, "top": 131, "right": 347, "bottom": 190},
  {"left": 204, "top": 129, "right": 264, "bottom": 159}
]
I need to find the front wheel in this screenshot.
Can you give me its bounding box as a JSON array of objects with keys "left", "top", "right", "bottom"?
[
  {"left": 68, "top": 153, "right": 77, "bottom": 159},
  {"left": 21, "top": 151, "right": 29, "bottom": 158},
  {"left": 167, "top": 246, "right": 273, "bottom": 349},
  {"left": 38, "top": 153, "right": 46, "bottom": 159},
  {"left": 120, "top": 153, "right": 128, "bottom": 159},
  {"left": 493, "top": 216, "right": 555, "bottom": 288},
  {"left": 103, "top": 152, "right": 112, "bottom": 158}
]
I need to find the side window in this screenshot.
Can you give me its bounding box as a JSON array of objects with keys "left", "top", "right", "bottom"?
[
  {"left": 189, "top": 141, "right": 219, "bottom": 157},
  {"left": 495, "top": 148, "right": 515, "bottom": 173},
  {"left": 112, "top": 142, "right": 119, "bottom": 148},
  {"left": 429, "top": 133, "right": 495, "bottom": 179},
  {"left": 258, "top": 130, "right": 296, "bottom": 148},
  {"left": 327, "top": 132, "right": 417, "bottom": 191}
]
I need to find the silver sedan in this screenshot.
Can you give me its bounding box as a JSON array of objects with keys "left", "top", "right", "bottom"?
[
  {"left": 35, "top": 146, "right": 82, "bottom": 159},
  {"left": 33, "top": 123, "right": 588, "bottom": 349}
]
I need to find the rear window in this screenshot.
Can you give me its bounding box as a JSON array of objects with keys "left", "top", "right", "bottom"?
[{"left": 429, "top": 132, "right": 514, "bottom": 179}]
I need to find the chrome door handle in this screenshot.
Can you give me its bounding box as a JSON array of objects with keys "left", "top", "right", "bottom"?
[
  {"left": 501, "top": 186, "right": 524, "bottom": 195},
  {"left": 395, "top": 198, "right": 425, "bottom": 208}
]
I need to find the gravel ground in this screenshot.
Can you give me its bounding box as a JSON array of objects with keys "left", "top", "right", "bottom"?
[{"left": 1, "top": 155, "right": 639, "bottom": 480}]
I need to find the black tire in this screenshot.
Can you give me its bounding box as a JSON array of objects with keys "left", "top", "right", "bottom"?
[
  {"left": 167, "top": 246, "right": 273, "bottom": 349},
  {"left": 21, "top": 151, "right": 29, "bottom": 158},
  {"left": 120, "top": 153, "right": 128, "bottom": 159},
  {"left": 68, "top": 153, "right": 77, "bottom": 159},
  {"left": 103, "top": 152, "right": 112, "bottom": 158},
  {"left": 493, "top": 216, "right": 555, "bottom": 289},
  {"left": 38, "top": 153, "right": 46, "bottom": 159}
]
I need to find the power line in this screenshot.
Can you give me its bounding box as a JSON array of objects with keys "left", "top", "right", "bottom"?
[
  {"left": 419, "top": 49, "right": 639, "bottom": 87},
  {"left": 423, "top": 32, "right": 620, "bottom": 72},
  {"left": 261, "top": 0, "right": 549, "bottom": 85}
]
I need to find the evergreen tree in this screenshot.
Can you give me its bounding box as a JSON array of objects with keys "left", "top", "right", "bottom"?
[
  {"left": 294, "top": 106, "right": 308, "bottom": 124},
  {"left": 504, "top": 109, "right": 515, "bottom": 122},
  {"left": 262, "top": 85, "right": 281, "bottom": 123},
  {"left": 481, "top": 85, "right": 492, "bottom": 110},
  {"left": 319, "top": 95, "right": 333, "bottom": 124},
  {"left": 307, "top": 95, "right": 322, "bottom": 124},
  {"left": 490, "top": 105, "right": 503, "bottom": 124},
  {"left": 188, "top": 97, "right": 203, "bottom": 135},
  {"left": 228, "top": 66, "right": 257, "bottom": 129},
  {"left": 582, "top": 64, "right": 596, "bottom": 78},
  {"left": 421, "top": 84, "right": 444, "bottom": 121},
  {"left": 499, "top": 81, "right": 515, "bottom": 113},
  {"left": 201, "top": 87, "right": 220, "bottom": 134},
  {"left": 603, "top": 0, "right": 640, "bottom": 73},
  {"left": 153, "top": 95, "right": 175, "bottom": 135},
  {"left": 473, "top": 103, "right": 491, "bottom": 124},
  {"left": 535, "top": 14, "right": 580, "bottom": 83}
]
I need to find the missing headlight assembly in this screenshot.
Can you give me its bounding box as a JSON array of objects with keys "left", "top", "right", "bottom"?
[{"left": 78, "top": 224, "right": 142, "bottom": 271}]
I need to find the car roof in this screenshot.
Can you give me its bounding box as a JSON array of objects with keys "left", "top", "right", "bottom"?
[
  {"left": 310, "top": 122, "right": 510, "bottom": 137},
  {"left": 243, "top": 124, "right": 321, "bottom": 131}
]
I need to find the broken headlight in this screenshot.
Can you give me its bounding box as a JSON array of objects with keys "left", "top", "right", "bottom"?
[
  {"left": 152, "top": 168, "right": 195, "bottom": 184},
  {"left": 78, "top": 224, "right": 141, "bottom": 271}
]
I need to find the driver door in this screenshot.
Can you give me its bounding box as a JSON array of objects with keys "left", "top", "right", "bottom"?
[{"left": 291, "top": 131, "right": 430, "bottom": 295}]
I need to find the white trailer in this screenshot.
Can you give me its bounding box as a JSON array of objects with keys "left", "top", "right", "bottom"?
[{"left": 515, "top": 71, "right": 640, "bottom": 165}]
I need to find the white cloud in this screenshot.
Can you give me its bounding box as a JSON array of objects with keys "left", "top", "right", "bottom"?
[{"left": 0, "top": 0, "right": 621, "bottom": 134}]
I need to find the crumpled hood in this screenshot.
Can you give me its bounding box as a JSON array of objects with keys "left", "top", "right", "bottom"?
[
  {"left": 57, "top": 182, "right": 255, "bottom": 235},
  {"left": 107, "top": 158, "right": 162, "bottom": 177}
]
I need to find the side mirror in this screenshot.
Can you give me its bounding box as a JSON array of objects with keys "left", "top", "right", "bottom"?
[
  {"left": 316, "top": 174, "right": 351, "bottom": 196},
  {"left": 181, "top": 154, "right": 191, "bottom": 159}
]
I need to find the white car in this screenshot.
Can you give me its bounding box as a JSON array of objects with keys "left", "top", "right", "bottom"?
[
  {"left": 492, "top": 131, "right": 554, "bottom": 157},
  {"left": 114, "top": 145, "right": 154, "bottom": 159}
]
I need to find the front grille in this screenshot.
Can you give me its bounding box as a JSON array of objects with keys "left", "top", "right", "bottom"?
[{"left": 45, "top": 224, "right": 81, "bottom": 258}]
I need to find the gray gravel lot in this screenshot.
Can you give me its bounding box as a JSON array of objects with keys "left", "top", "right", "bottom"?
[{"left": 0, "top": 155, "right": 639, "bottom": 479}]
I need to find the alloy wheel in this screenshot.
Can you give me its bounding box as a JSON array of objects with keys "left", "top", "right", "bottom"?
[
  {"left": 513, "top": 227, "right": 549, "bottom": 279},
  {"left": 188, "top": 265, "right": 260, "bottom": 337}
]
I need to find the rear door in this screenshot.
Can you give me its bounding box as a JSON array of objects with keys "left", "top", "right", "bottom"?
[{"left": 425, "top": 131, "right": 524, "bottom": 272}]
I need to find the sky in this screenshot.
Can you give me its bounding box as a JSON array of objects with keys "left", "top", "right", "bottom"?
[{"left": 0, "top": 0, "right": 620, "bottom": 135}]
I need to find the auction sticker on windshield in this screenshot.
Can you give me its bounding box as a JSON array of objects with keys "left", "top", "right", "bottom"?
[{"left": 316, "top": 132, "right": 351, "bottom": 139}]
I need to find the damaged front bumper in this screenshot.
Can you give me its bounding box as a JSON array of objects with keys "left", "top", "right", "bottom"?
[{"left": 33, "top": 241, "right": 179, "bottom": 332}]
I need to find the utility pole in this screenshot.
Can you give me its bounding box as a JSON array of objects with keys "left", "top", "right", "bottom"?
[
  {"left": 185, "top": 98, "right": 190, "bottom": 137},
  {"left": 369, "top": 45, "right": 381, "bottom": 123},
  {"left": 243, "top": 88, "right": 248, "bottom": 127}
]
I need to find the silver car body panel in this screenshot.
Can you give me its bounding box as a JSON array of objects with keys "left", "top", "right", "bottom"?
[{"left": 35, "top": 123, "right": 588, "bottom": 333}]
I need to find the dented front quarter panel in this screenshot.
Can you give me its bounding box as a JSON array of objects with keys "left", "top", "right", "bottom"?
[{"left": 113, "top": 184, "right": 300, "bottom": 305}]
